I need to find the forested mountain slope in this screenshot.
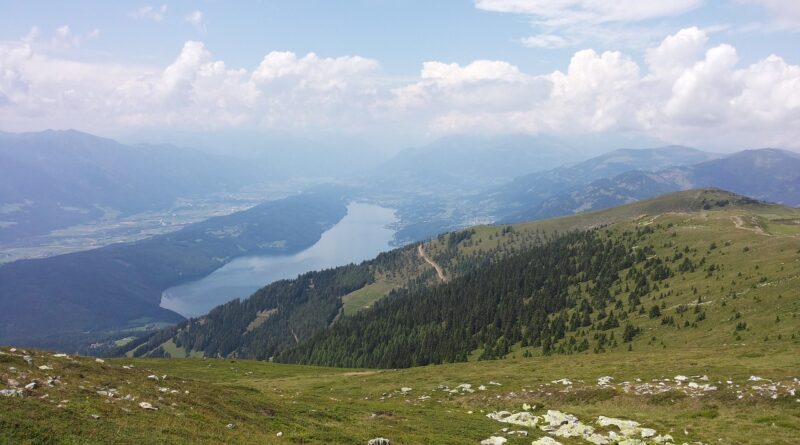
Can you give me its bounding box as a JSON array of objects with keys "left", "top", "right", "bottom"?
[
  {"left": 281, "top": 190, "right": 800, "bottom": 367},
  {"left": 119, "top": 190, "right": 800, "bottom": 369}
]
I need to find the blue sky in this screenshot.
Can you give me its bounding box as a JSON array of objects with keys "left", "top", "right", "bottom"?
[
  {"left": 1, "top": 1, "right": 799, "bottom": 150},
  {"left": 2, "top": 1, "right": 796, "bottom": 72}
]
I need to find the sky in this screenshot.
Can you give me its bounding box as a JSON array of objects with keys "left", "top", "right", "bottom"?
[{"left": 0, "top": 0, "right": 799, "bottom": 151}]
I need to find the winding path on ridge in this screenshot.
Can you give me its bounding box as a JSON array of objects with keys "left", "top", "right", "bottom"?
[
  {"left": 418, "top": 244, "right": 447, "bottom": 283},
  {"left": 731, "top": 215, "right": 770, "bottom": 236}
]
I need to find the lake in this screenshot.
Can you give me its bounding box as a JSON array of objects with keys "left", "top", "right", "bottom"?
[{"left": 160, "top": 202, "right": 397, "bottom": 318}]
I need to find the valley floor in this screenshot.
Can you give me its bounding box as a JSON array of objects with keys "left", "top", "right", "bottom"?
[{"left": 2, "top": 344, "right": 800, "bottom": 444}]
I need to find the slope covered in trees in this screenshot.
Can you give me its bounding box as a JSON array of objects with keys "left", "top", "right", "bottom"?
[{"left": 118, "top": 190, "right": 800, "bottom": 370}]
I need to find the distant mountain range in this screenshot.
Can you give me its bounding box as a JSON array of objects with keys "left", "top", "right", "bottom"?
[
  {"left": 489, "top": 147, "right": 800, "bottom": 223},
  {"left": 0, "top": 192, "right": 348, "bottom": 352},
  {"left": 368, "top": 134, "right": 581, "bottom": 193},
  {"left": 0, "top": 130, "right": 264, "bottom": 243}
]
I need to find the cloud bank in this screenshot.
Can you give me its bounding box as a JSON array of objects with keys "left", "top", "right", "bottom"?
[{"left": 0, "top": 27, "right": 798, "bottom": 149}]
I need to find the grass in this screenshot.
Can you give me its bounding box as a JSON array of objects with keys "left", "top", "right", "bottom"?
[
  {"left": 341, "top": 279, "right": 398, "bottom": 316},
  {"left": 2, "top": 345, "right": 800, "bottom": 444}
]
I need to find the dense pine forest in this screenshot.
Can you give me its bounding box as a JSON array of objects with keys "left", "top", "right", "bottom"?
[
  {"left": 277, "top": 228, "right": 658, "bottom": 367},
  {"left": 114, "top": 246, "right": 426, "bottom": 359}
]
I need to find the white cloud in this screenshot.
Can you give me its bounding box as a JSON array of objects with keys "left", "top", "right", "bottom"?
[
  {"left": 185, "top": 10, "right": 206, "bottom": 33},
  {"left": 1, "top": 27, "right": 799, "bottom": 149},
  {"left": 0, "top": 36, "right": 382, "bottom": 133},
  {"left": 130, "top": 4, "right": 168, "bottom": 22},
  {"left": 475, "top": 0, "right": 704, "bottom": 25},
  {"left": 52, "top": 25, "right": 80, "bottom": 47},
  {"left": 476, "top": 0, "right": 705, "bottom": 49},
  {"left": 521, "top": 33, "right": 571, "bottom": 48},
  {"left": 645, "top": 26, "right": 708, "bottom": 80},
  {"left": 392, "top": 27, "right": 800, "bottom": 149}
]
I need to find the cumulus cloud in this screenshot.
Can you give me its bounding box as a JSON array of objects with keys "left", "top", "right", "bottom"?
[
  {"left": 130, "top": 4, "right": 168, "bottom": 22},
  {"left": 185, "top": 10, "right": 206, "bottom": 33},
  {"left": 1, "top": 27, "right": 799, "bottom": 149},
  {"left": 0, "top": 35, "right": 382, "bottom": 133},
  {"left": 392, "top": 27, "right": 800, "bottom": 149}
]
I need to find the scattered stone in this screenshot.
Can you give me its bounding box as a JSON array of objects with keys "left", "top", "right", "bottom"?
[
  {"left": 487, "top": 411, "right": 539, "bottom": 428},
  {"left": 95, "top": 358, "right": 105, "bottom": 363},
  {"left": 24, "top": 382, "right": 37, "bottom": 391},
  {"left": 147, "top": 375, "right": 160, "bottom": 381},
  {"left": 277, "top": 432, "right": 284, "bottom": 437},
  {"left": 367, "top": 438, "right": 390, "bottom": 445},
  {"left": 400, "top": 387, "right": 412, "bottom": 393},
  {"left": 52, "top": 354, "right": 68, "bottom": 358},
  {"left": 597, "top": 376, "right": 614, "bottom": 386},
  {"left": 38, "top": 365, "right": 52, "bottom": 371},
  {"left": 639, "top": 428, "right": 656, "bottom": 438},
  {"left": 531, "top": 438, "right": 562, "bottom": 445},
  {"left": 542, "top": 410, "right": 578, "bottom": 428},
  {"left": 551, "top": 378, "right": 572, "bottom": 386},
  {"left": 653, "top": 434, "right": 674, "bottom": 444},
  {"left": 6, "top": 379, "right": 19, "bottom": 387},
  {"left": 480, "top": 436, "right": 507, "bottom": 445},
  {"left": 597, "top": 416, "right": 639, "bottom": 433},
  {"left": 138, "top": 402, "right": 158, "bottom": 410},
  {"left": 226, "top": 423, "right": 236, "bottom": 429},
  {"left": 457, "top": 383, "right": 474, "bottom": 392},
  {"left": 0, "top": 389, "right": 23, "bottom": 397},
  {"left": 674, "top": 375, "right": 689, "bottom": 383},
  {"left": 91, "top": 414, "right": 101, "bottom": 420}
]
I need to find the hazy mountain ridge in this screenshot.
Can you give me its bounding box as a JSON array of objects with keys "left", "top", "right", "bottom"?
[
  {"left": 0, "top": 130, "right": 267, "bottom": 243},
  {"left": 369, "top": 134, "right": 580, "bottom": 192},
  {"left": 0, "top": 192, "right": 348, "bottom": 352},
  {"left": 496, "top": 147, "right": 800, "bottom": 223}
]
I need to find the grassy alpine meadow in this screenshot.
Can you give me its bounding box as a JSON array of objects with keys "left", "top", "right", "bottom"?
[{"left": 2, "top": 345, "right": 800, "bottom": 444}]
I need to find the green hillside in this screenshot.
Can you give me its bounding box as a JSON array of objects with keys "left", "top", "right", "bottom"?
[
  {"left": 119, "top": 189, "right": 800, "bottom": 366},
  {"left": 4, "top": 189, "right": 800, "bottom": 444},
  {"left": 2, "top": 344, "right": 799, "bottom": 444}
]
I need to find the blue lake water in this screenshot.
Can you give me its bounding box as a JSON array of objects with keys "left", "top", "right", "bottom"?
[{"left": 160, "top": 202, "right": 397, "bottom": 318}]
